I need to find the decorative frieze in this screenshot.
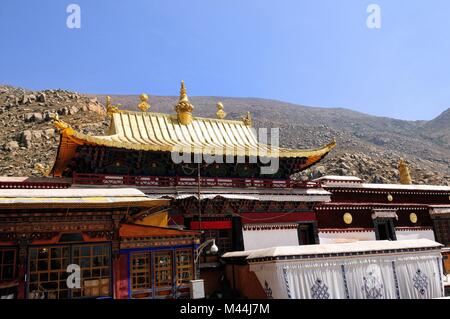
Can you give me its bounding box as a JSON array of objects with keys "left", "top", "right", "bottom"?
[{"left": 243, "top": 223, "right": 299, "bottom": 231}]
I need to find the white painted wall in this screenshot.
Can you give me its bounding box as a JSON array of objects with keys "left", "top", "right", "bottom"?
[
  {"left": 319, "top": 229, "right": 435, "bottom": 243},
  {"left": 243, "top": 228, "right": 436, "bottom": 249},
  {"left": 243, "top": 228, "right": 299, "bottom": 250},
  {"left": 318, "top": 231, "right": 376, "bottom": 244},
  {"left": 395, "top": 229, "right": 435, "bottom": 241}
]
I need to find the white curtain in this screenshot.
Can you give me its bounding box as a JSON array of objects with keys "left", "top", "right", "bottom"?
[
  {"left": 249, "top": 252, "right": 444, "bottom": 299},
  {"left": 394, "top": 253, "right": 443, "bottom": 299},
  {"left": 343, "top": 257, "right": 399, "bottom": 299},
  {"left": 275, "top": 261, "right": 348, "bottom": 299}
]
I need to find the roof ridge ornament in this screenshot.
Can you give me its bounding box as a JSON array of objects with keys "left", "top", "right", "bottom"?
[
  {"left": 105, "top": 96, "right": 122, "bottom": 116},
  {"left": 138, "top": 93, "right": 150, "bottom": 112},
  {"left": 216, "top": 101, "right": 227, "bottom": 119},
  {"left": 175, "top": 80, "right": 194, "bottom": 125},
  {"left": 34, "top": 163, "right": 50, "bottom": 177},
  {"left": 399, "top": 158, "right": 412, "bottom": 184},
  {"left": 241, "top": 111, "right": 252, "bottom": 126},
  {"left": 50, "top": 112, "right": 68, "bottom": 130}
]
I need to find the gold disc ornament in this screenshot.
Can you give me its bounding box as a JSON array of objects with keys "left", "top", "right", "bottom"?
[
  {"left": 343, "top": 213, "right": 353, "bottom": 225},
  {"left": 410, "top": 213, "right": 418, "bottom": 224},
  {"left": 387, "top": 193, "right": 393, "bottom": 202}
]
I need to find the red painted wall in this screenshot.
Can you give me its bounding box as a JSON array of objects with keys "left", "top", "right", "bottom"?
[
  {"left": 240, "top": 212, "right": 316, "bottom": 224},
  {"left": 190, "top": 220, "right": 232, "bottom": 229},
  {"left": 316, "top": 208, "right": 432, "bottom": 229},
  {"left": 225, "top": 264, "right": 266, "bottom": 299}
]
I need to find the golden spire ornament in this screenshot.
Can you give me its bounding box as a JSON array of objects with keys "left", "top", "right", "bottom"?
[
  {"left": 398, "top": 158, "right": 412, "bottom": 185},
  {"left": 241, "top": 111, "right": 252, "bottom": 126},
  {"left": 216, "top": 101, "right": 227, "bottom": 119},
  {"left": 34, "top": 163, "right": 49, "bottom": 176},
  {"left": 138, "top": 93, "right": 150, "bottom": 112},
  {"left": 105, "top": 96, "right": 122, "bottom": 116},
  {"left": 174, "top": 80, "right": 194, "bottom": 125}
]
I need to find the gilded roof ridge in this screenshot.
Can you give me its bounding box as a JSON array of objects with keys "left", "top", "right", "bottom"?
[
  {"left": 52, "top": 110, "right": 337, "bottom": 157},
  {"left": 68, "top": 129, "right": 336, "bottom": 157},
  {"left": 113, "top": 109, "right": 247, "bottom": 125}
]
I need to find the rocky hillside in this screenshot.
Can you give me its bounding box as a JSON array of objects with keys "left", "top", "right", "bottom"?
[
  {"left": 419, "top": 108, "right": 450, "bottom": 148},
  {"left": 0, "top": 85, "right": 449, "bottom": 185},
  {"left": 0, "top": 85, "right": 107, "bottom": 177}
]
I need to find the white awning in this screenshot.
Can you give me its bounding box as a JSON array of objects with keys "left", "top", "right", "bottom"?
[
  {"left": 371, "top": 209, "right": 398, "bottom": 220},
  {"left": 244, "top": 239, "right": 442, "bottom": 260},
  {"left": 0, "top": 188, "right": 168, "bottom": 208},
  {"left": 430, "top": 207, "right": 450, "bottom": 216}
]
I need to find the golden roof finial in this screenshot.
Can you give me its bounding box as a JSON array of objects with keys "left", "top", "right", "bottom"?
[
  {"left": 34, "top": 163, "right": 50, "bottom": 176},
  {"left": 50, "top": 112, "right": 75, "bottom": 135},
  {"left": 175, "top": 80, "right": 194, "bottom": 125},
  {"left": 180, "top": 80, "right": 188, "bottom": 102},
  {"left": 106, "top": 96, "right": 122, "bottom": 116},
  {"left": 138, "top": 93, "right": 150, "bottom": 112},
  {"left": 398, "top": 158, "right": 412, "bottom": 185},
  {"left": 216, "top": 101, "right": 227, "bottom": 119},
  {"left": 241, "top": 111, "right": 252, "bottom": 126}
]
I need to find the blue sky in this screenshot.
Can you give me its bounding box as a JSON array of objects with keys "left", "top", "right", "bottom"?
[{"left": 1, "top": 0, "right": 449, "bottom": 120}]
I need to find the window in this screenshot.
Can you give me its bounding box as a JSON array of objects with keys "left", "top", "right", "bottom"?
[
  {"left": 131, "top": 253, "right": 152, "bottom": 292},
  {"left": 130, "top": 249, "right": 194, "bottom": 298},
  {"left": 434, "top": 219, "right": 450, "bottom": 245},
  {"left": 0, "top": 249, "right": 16, "bottom": 281},
  {"left": 175, "top": 250, "right": 193, "bottom": 285},
  {"left": 28, "top": 246, "right": 70, "bottom": 299},
  {"left": 71, "top": 244, "right": 111, "bottom": 298},
  {"left": 297, "top": 222, "right": 318, "bottom": 245},
  {"left": 154, "top": 251, "right": 173, "bottom": 288},
  {"left": 374, "top": 218, "right": 396, "bottom": 241},
  {"left": 28, "top": 243, "right": 111, "bottom": 299}
]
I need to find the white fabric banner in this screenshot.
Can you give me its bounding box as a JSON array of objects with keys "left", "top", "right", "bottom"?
[
  {"left": 394, "top": 254, "right": 443, "bottom": 299},
  {"left": 276, "top": 261, "right": 347, "bottom": 299},
  {"left": 343, "top": 257, "right": 399, "bottom": 299},
  {"left": 250, "top": 251, "right": 444, "bottom": 299}
]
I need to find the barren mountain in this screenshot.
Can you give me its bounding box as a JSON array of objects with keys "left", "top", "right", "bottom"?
[
  {"left": 0, "top": 85, "right": 449, "bottom": 185},
  {"left": 419, "top": 108, "right": 450, "bottom": 148}
]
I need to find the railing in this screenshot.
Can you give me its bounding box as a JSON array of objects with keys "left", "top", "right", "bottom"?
[
  {"left": 72, "top": 173, "right": 321, "bottom": 189},
  {"left": 0, "top": 181, "right": 71, "bottom": 189}
]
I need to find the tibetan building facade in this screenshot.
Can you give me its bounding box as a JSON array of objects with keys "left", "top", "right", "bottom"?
[
  {"left": 43, "top": 81, "right": 337, "bottom": 295},
  {"left": 0, "top": 187, "right": 199, "bottom": 299},
  {"left": 312, "top": 175, "right": 450, "bottom": 244}
]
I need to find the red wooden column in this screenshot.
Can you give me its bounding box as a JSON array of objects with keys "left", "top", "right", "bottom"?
[
  {"left": 16, "top": 235, "right": 30, "bottom": 299},
  {"left": 17, "top": 264, "right": 26, "bottom": 299},
  {"left": 111, "top": 212, "right": 125, "bottom": 299},
  {"left": 113, "top": 254, "right": 129, "bottom": 299}
]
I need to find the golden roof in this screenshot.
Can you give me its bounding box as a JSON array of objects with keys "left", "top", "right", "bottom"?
[
  {"left": 49, "top": 82, "right": 336, "bottom": 176},
  {"left": 52, "top": 110, "right": 335, "bottom": 157}
]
